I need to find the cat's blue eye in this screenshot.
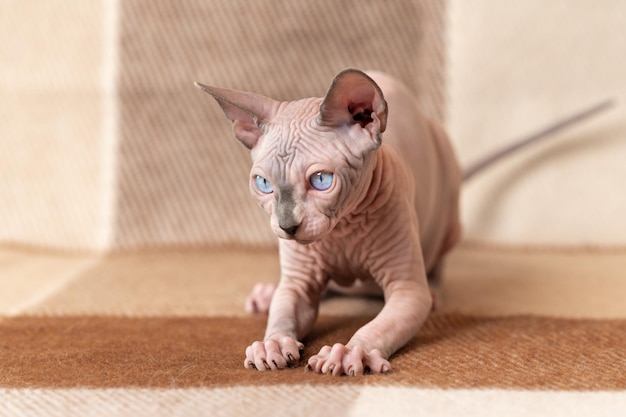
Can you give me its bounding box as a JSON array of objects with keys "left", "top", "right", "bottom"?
[
  {"left": 255, "top": 175, "right": 273, "bottom": 194},
  {"left": 310, "top": 172, "right": 334, "bottom": 191}
]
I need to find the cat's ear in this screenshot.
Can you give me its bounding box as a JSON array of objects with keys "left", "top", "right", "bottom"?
[
  {"left": 318, "top": 69, "right": 388, "bottom": 147},
  {"left": 195, "top": 82, "right": 280, "bottom": 149}
]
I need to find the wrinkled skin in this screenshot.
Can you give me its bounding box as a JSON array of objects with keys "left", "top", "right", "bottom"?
[{"left": 196, "top": 69, "right": 462, "bottom": 376}]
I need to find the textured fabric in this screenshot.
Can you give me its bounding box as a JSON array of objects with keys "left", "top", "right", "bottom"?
[
  {"left": 113, "top": 0, "right": 447, "bottom": 249},
  {"left": 2, "top": 1, "right": 626, "bottom": 414},
  {"left": 1, "top": 244, "right": 626, "bottom": 415},
  {"left": 2, "top": 1, "right": 625, "bottom": 250},
  {"left": 0, "top": 0, "right": 447, "bottom": 251},
  {"left": 2, "top": 388, "right": 626, "bottom": 417},
  {"left": 0, "top": 1, "right": 110, "bottom": 250},
  {"left": 3, "top": 314, "right": 626, "bottom": 390},
  {"left": 447, "top": 0, "right": 626, "bottom": 245}
]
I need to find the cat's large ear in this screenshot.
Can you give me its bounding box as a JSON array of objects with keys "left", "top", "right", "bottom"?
[
  {"left": 195, "top": 82, "right": 280, "bottom": 149},
  {"left": 318, "top": 69, "right": 388, "bottom": 147}
]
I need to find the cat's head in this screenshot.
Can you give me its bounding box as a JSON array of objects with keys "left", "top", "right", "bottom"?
[{"left": 196, "top": 69, "right": 387, "bottom": 244}]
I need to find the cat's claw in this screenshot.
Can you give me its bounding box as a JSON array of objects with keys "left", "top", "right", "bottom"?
[
  {"left": 244, "top": 336, "right": 304, "bottom": 371},
  {"left": 244, "top": 282, "right": 277, "bottom": 315},
  {"left": 306, "top": 343, "right": 391, "bottom": 376}
]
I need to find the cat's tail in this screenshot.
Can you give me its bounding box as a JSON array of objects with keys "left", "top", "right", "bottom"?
[{"left": 462, "top": 99, "right": 616, "bottom": 182}]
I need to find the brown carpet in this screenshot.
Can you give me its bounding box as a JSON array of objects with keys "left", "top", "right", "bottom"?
[
  {"left": 3, "top": 314, "right": 625, "bottom": 390},
  {"left": 2, "top": 245, "right": 626, "bottom": 415}
]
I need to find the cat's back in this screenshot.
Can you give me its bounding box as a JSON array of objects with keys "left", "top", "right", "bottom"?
[
  {"left": 366, "top": 70, "right": 460, "bottom": 190},
  {"left": 366, "top": 70, "right": 462, "bottom": 268}
]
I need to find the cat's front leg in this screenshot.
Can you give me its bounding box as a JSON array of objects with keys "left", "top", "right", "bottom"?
[
  {"left": 245, "top": 242, "right": 324, "bottom": 371},
  {"left": 244, "top": 334, "right": 303, "bottom": 371},
  {"left": 307, "top": 268, "right": 432, "bottom": 376},
  {"left": 244, "top": 279, "right": 320, "bottom": 370}
]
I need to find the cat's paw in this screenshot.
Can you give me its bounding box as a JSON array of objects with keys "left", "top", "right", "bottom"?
[
  {"left": 244, "top": 336, "right": 304, "bottom": 371},
  {"left": 429, "top": 285, "right": 442, "bottom": 311},
  {"left": 306, "top": 343, "right": 391, "bottom": 376},
  {"left": 244, "top": 283, "right": 277, "bottom": 315}
]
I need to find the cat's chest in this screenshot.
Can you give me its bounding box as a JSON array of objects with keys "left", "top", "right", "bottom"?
[
  {"left": 322, "top": 251, "right": 368, "bottom": 284},
  {"left": 311, "top": 220, "right": 375, "bottom": 286}
]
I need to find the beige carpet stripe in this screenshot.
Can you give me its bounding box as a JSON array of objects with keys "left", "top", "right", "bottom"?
[
  {"left": 0, "top": 249, "right": 98, "bottom": 317},
  {"left": 2, "top": 387, "right": 626, "bottom": 417},
  {"left": 2, "top": 314, "right": 625, "bottom": 390},
  {"left": 443, "top": 245, "right": 626, "bottom": 319},
  {"left": 8, "top": 246, "right": 625, "bottom": 319}
]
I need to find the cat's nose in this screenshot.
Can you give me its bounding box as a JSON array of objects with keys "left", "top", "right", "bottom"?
[{"left": 280, "top": 224, "right": 299, "bottom": 236}]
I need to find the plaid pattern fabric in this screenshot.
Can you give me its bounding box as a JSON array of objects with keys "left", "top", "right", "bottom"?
[
  {"left": 1, "top": 245, "right": 626, "bottom": 416},
  {"left": 1, "top": 0, "right": 626, "bottom": 415}
]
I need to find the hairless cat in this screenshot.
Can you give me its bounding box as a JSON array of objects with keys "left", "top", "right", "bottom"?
[{"left": 196, "top": 69, "right": 612, "bottom": 376}]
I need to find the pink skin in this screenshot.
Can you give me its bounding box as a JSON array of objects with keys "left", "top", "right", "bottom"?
[
  {"left": 244, "top": 283, "right": 277, "bottom": 315},
  {"left": 199, "top": 70, "right": 612, "bottom": 375},
  {"left": 196, "top": 69, "right": 461, "bottom": 376}
]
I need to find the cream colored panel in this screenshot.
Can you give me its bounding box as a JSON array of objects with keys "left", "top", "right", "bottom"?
[
  {"left": 0, "top": 1, "right": 108, "bottom": 249},
  {"left": 448, "top": 1, "right": 626, "bottom": 245}
]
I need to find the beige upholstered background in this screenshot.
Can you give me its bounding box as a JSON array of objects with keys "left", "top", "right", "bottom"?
[
  {"left": 1, "top": 2, "right": 109, "bottom": 250},
  {"left": 1, "top": 0, "right": 446, "bottom": 251},
  {"left": 448, "top": 1, "right": 626, "bottom": 246},
  {"left": 2, "top": 3, "right": 626, "bottom": 415},
  {"left": 1, "top": 0, "right": 624, "bottom": 251}
]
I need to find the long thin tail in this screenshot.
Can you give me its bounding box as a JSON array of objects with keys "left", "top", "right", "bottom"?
[{"left": 462, "top": 99, "right": 616, "bottom": 182}]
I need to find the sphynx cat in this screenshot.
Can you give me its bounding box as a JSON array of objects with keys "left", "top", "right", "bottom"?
[{"left": 195, "top": 69, "right": 612, "bottom": 376}]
